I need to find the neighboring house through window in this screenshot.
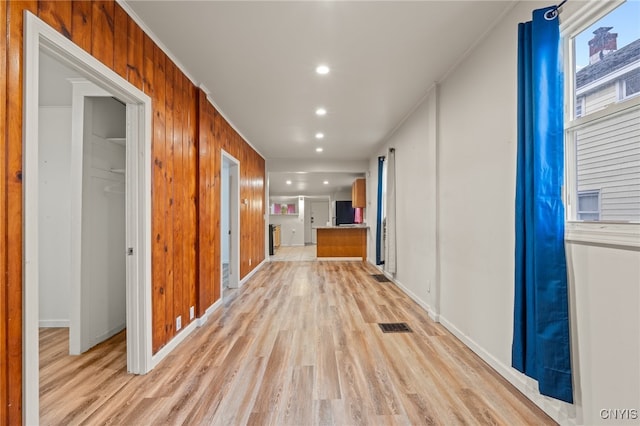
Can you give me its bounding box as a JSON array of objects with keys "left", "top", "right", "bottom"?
[
  {"left": 566, "top": 1, "right": 640, "bottom": 225},
  {"left": 577, "top": 190, "right": 601, "bottom": 221}
]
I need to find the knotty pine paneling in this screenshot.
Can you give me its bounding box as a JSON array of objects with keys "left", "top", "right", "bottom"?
[
  {"left": 198, "top": 90, "right": 216, "bottom": 314},
  {"left": 0, "top": 1, "right": 7, "bottom": 422},
  {"left": 71, "top": 1, "right": 92, "bottom": 53},
  {"left": 91, "top": 0, "right": 114, "bottom": 69},
  {"left": 152, "top": 43, "right": 169, "bottom": 351},
  {"left": 186, "top": 82, "right": 199, "bottom": 318},
  {"left": 1, "top": 1, "right": 265, "bottom": 419},
  {"left": 164, "top": 58, "right": 176, "bottom": 343},
  {"left": 126, "top": 14, "right": 143, "bottom": 90},
  {"left": 6, "top": 2, "right": 38, "bottom": 423},
  {"left": 38, "top": 0, "right": 72, "bottom": 39},
  {"left": 113, "top": 3, "right": 127, "bottom": 80},
  {"left": 197, "top": 92, "right": 266, "bottom": 311}
]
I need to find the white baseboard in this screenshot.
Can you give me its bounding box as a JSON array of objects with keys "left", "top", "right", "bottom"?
[
  {"left": 365, "top": 260, "right": 575, "bottom": 425},
  {"left": 150, "top": 260, "right": 268, "bottom": 369},
  {"left": 38, "top": 319, "right": 70, "bottom": 328},
  {"left": 240, "top": 259, "right": 266, "bottom": 286},
  {"left": 152, "top": 298, "right": 223, "bottom": 368},
  {"left": 87, "top": 323, "right": 125, "bottom": 351},
  {"left": 438, "top": 314, "right": 576, "bottom": 426},
  {"left": 367, "top": 261, "right": 440, "bottom": 321}
]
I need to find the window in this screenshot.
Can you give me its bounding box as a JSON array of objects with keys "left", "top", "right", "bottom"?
[
  {"left": 575, "top": 96, "right": 584, "bottom": 117},
  {"left": 622, "top": 72, "right": 640, "bottom": 99},
  {"left": 564, "top": 0, "right": 640, "bottom": 246},
  {"left": 577, "top": 191, "right": 600, "bottom": 221}
]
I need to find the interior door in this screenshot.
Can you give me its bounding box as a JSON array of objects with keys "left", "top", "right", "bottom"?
[
  {"left": 80, "top": 97, "right": 127, "bottom": 352},
  {"left": 311, "top": 201, "right": 330, "bottom": 244}
]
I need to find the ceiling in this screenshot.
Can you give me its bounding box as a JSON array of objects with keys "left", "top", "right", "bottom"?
[{"left": 122, "top": 1, "right": 514, "bottom": 195}]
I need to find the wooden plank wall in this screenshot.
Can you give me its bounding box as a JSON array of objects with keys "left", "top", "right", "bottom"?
[
  {"left": 1, "top": 1, "right": 265, "bottom": 421},
  {"left": 198, "top": 90, "right": 266, "bottom": 312}
]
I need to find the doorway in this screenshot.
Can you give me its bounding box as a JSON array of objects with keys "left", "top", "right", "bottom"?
[
  {"left": 221, "top": 151, "right": 240, "bottom": 291},
  {"left": 24, "top": 12, "right": 153, "bottom": 424},
  {"left": 310, "top": 200, "right": 330, "bottom": 244}
]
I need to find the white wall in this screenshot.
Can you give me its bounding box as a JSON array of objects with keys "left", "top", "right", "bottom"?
[
  {"left": 269, "top": 215, "right": 304, "bottom": 246},
  {"left": 367, "top": 2, "right": 640, "bottom": 425},
  {"left": 366, "top": 89, "right": 438, "bottom": 315},
  {"left": 38, "top": 107, "right": 72, "bottom": 327}
]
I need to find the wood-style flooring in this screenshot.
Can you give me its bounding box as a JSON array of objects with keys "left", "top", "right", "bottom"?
[{"left": 40, "top": 261, "right": 555, "bottom": 425}]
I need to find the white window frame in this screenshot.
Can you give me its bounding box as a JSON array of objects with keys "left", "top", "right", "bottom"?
[
  {"left": 577, "top": 190, "right": 601, "bottom": 221},
  {"left": 621, "top": 72, "right": 640, "bottom": 100},
  {"left": 575, "top": 96, "right": 584, "bottom": 117},
  {"left": 562, "top": 0, "right": 640, "bottom": 248}
]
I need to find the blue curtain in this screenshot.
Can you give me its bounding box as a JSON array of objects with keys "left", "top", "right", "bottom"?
[
  {"left": 376, "top": 156, "right": 385, "bottom": 265},
  {"left": 512, "top": 6, "right": 573, "bottom": 404}
]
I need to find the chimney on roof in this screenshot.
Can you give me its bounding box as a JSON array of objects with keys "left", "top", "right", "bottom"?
[{"left": 589, "top": 27, "right": 618, "bottom": 64}]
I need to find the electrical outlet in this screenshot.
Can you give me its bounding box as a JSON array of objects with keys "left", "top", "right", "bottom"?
[
  {"left": 190, "top": 306, "right": 195, "bottom": 320},
  {"left": 176, "top": 315, "right": 182, "bottom": 331}
]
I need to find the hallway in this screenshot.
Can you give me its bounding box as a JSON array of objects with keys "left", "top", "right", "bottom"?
[{"left": 40, "top": 261, "right": 554, "bottom": 425}]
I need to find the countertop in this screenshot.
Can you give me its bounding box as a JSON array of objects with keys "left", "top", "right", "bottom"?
[{"left": 315, "top": 225, "right": 369, "bottom": 229}]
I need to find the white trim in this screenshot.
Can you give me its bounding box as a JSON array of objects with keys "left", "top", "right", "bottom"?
[
  {"left": 366, "top": 258, "right": 578, "bottom": 424},
  {"left": 67, "top": 79, "right": 111, "bottom": 357},
  {"left": 150, "top": 291, "right": 227, "bottom": 368},
  {"left": 562, "top": 2, "right": 640, "bottom": 244},
  {"left": 24, "top": 12, "right": 153, "bottom": 425},
  {"left": 221, "top": 150, "right": 241, "bottom": 290},
  {"left": 576, "top": 60, "right": 640, "bottom": 97},
  {"left": 200, "top": 84, "right": 265, "bottom": 160},
  {"left": 566, "top": 222, "right": 640, "bottom": 248},
  {"left": 437, "top": 315, "right": 577, "bottom": 426},
  {"left": 149, "top": 257, "right": 267, "bottom": 367},
  {"left": 117, "top": 1, "right": 266, "bottom": 163},
  {"left": 565, "top": 94, "right": 640, "bottom": 131},
  {"left": 368, "top": 261, "right": 440, "bottom": 322},
  {"left": 38, "top": 320, "right": 70, "bottom": 328},
  {"left": 115, "top": 0, "right": 198, "bottom": 88},
  {"left": 240, "top": 259, "right": 267, "bottom": 286},
  {"left": 560, "top": 0, "right": 623, "bottom": 37}
]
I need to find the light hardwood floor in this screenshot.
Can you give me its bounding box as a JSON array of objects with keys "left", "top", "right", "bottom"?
[
  {"left": 270, "top": 245, "right": 317, "bottom": 261},
  {"left": 40, "top": 261, "right": 555, "bottom": 425}
]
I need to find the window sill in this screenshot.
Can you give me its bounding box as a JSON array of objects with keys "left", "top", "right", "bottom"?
[{"left": 565, "top": 222, "right": 640, "bottom": 249}]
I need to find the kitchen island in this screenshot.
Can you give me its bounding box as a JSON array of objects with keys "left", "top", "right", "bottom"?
[{"left": 316, "top": 226, "right": 368, "bottom": 261}]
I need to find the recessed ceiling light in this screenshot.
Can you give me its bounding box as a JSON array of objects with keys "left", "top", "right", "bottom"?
[
  {"left": 286, "top": 180, "right": 292, "bottom": 185},
  {"left": 323, "top": 180, "right": 329, "bottom": 185},
  {"left": 316, "top": 65, "right": 330, "bottom": 75},
  {"left": 315, "top": 132, "right": 324, "bottom": 139},
  {"left": 315, "top": 108, "right": 327, "bottom": 116},
  {"left": 316, "top": 147, "right": 323, "bottom": 153}
]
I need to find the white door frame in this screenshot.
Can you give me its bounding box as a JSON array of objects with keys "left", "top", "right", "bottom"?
[
  {"left": 68, "top": 80, "right": 113, "bottom": 356},
  {"left": 221, "top": 150, "right": 240, "bottom": 289},
  {"left": 23, "top": 12, "right": 153, "bottom": 424}
]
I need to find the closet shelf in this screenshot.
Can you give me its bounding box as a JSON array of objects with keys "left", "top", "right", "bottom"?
[{"left": 106, "top": 137, "right": 126, "bottom": 146}]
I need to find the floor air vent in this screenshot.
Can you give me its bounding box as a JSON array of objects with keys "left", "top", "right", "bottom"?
[
  {"left": 371, "top": 274, "right": 391, "bottom": 282},
  {"left": 378, "top": 323, "right": 412, "bottom": 333}
]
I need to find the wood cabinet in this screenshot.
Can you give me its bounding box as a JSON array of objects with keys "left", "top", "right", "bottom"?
[
  {"left": 317, "top": 227, "right": 367, "bottom": 260},
  {"left": 352, "top": 178, "right": 366, "bottom": 208},
  {"left": 273, "top": 225, "right": 281, "bottom": 248}
]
